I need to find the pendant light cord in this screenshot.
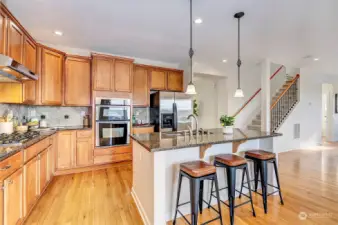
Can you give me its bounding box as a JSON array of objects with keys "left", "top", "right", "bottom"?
[
  {"left": 189, "top": 0, "right": 194, "bottom": 84},
  {"left": 237, "top": 17, "right": 241, "bottom": 89}
]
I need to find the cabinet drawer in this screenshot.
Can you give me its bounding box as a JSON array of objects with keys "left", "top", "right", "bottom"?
[
  {"left": 94, "top": 145, "right": 131, "bottom": 156},
  {"left": 0, "top": 151, "right": 22, "bottom": 180},
  {"left": 24, "top": 137, "right": 51, "bottom": 162},
  {"left": 77, "top": 130, "right": 92, "bottom": 139},
  {"left": 94, "top": 153, "right": 132, "bottom": 165}
]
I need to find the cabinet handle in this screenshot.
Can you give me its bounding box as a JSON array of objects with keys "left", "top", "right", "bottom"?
[
  {"left": 0, "top": 165, "right": 11, "bottom": 171},
  {"left": 7, "top": 180, "right": 13, "bottom": 184}
]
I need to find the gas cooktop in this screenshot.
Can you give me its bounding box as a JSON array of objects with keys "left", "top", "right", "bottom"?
[{"left": 0, "top": 131, "right": 40, "bottom": 145}]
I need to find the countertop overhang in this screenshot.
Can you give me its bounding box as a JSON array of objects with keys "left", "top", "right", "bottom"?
[{"left": 130, "top": 128, "right": 282, "bottom": 152}]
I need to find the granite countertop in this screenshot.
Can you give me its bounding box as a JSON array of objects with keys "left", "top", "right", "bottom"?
[
  {"left": 0, "top": 126, "right": 92, "bottom": 162},
  {"left": 130, "top": 128, "right": 282, "bottom": 152},
  {"left": 0, "top": 130, "right": 57, "bottom": 161}
]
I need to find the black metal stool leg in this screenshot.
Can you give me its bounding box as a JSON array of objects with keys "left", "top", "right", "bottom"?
[
  {"left": 254, "top": 161, "right": 260, "bottom": 192},
  {"left": 226, "top": 167, "right": 236, "bottom": 225},
  {"left": 190, "top": 178, "right": 200, "bottom": 225},
  {"left": 245, "top": 165, "right": 256, "bottom": 217},
  {"left": 207, "top": 179, "right": 214, "bottom": 208},
  {"left": 260, "top": 161, "right": 268, "bottom": 214},
  {"left": 199, "top": 180, "right": 204, "bottom": 214},
  {"left": 173, "top": 172, "right": 183, "bottom": 225},
  {"left": 239, "top": 167, "right": 246, "bottom": 198},
  {"left": 273, "top": 159, "right": 284, "bottom": 205},
  {"left": 214, "top": 173, "right": 223, "bottom": 225}
]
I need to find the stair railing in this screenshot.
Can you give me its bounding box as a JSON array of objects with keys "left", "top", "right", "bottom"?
[
  {"left": 270, "top": 74, "right": 300, "bottom": 131},
  {"left": 233, "top": 65, "right": 285, "bottom": 117}
]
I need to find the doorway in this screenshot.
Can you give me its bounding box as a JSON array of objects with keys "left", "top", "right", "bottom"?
[{"left": 322, "top": 83, "right": 333, "bottom": 142}]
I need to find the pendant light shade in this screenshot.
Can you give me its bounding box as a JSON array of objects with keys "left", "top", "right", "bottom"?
[
  {"left": 234, "top": 12, "right": 245, "bottom": 98},
  {"left": 185, "top": 0, "right": 197, "bottom": 95},
  {"left": 234, "top": 88, "right": 244, "bottom": 98},
  {"left": 186, "top": 82, "right": 197, "bottom": 95}
]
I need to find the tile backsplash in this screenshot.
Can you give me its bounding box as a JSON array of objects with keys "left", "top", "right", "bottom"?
[
  {"left": 133, "top": 107, "right": 150, "bottom": 124},
  {"left": 0, "top": 104, "right": 89, "bottom": 127}
]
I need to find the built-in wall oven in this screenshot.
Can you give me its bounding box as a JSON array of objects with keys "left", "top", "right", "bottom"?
[{"left": 95, "top": 98, "right": 131, "bottom": 147}]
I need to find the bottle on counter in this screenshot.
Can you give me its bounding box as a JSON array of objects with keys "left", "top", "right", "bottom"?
[
  {"left": 22, "top": 116, "right": 28, "bottom": 125},
  {"left": 39, "top": 115, "right": 48, "bottom": 128}
]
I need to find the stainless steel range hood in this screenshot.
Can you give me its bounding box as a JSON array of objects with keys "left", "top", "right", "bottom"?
[{"left": 0, "top": 54, "right": 38, "bottom": 83}]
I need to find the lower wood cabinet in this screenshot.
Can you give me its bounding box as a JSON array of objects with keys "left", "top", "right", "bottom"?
[
  {"left": 76, "top": 138, "right": 93, "bottom": 167},
  {"left": 23, "top": 157, "right": 38, "bottom": 217},
  {"left": 4, "top": 168, "right": 23, "bottom": 225},
  {"left": 133, "top": 126, "right": 154, "bottom": 134},
  {"left": 38, "top": 150, "right": 48, "bottom": 194}
]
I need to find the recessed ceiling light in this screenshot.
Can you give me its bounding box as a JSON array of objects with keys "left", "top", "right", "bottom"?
[
  {"left": 54, "top": 30, "right": 63, "bottom": 36},
  {"left": 222, "top": 59, "right": 227, "bottom": 63},
  {"left": 314, "top": 58, "right": 319, "bottom": 61},
  {"left": 194, "top": 18, "right": 203, "bottom": 24}
]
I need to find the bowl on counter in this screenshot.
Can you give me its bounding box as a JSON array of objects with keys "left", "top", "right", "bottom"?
[{"left": 16, "top": 125, "right": 28, "bottom": 133}]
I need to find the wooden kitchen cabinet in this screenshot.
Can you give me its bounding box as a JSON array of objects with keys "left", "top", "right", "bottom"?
[
  {"left": 57, "top": 131, "right": 76, "bottom": 170},
  {"left": 76, "top": 137, "right": 93, "bottom": 167},
  {"left": 133, "top": 66, "right": 149, "bottom": 106},
  {"left": 114, "top": 59, "right": 132, "bottom": 92},
  {"left": 4, "top": 168, "right": 23, "bottom": 225},
  {"left": 23, "top": 156, "right": 38, "bottom": 217},
  {"left": 38, "top": 149, "right": 48, "bottom": 194},
  {"left": 92, "top": 56, "right": 113, "bottom": 91},
  {"left": 0, "top": 83, "right": 23, "bottom": 103},
  {"left": 22, "top": 37, "right": 37, "bottom": 104},
  {"left": 167, "top": 71, "right": 183, "bottom": 92},
  {"left": 65, "top": 56, "right": 91, "bottom": 106},
  {"left": 40, "top": 47, "right": 64, "bottom": 105},
  {"left": 0, "top": 9, "right": 7, "bottom": 55},
  {"left": 47, "top": 136, "right": 56, "bottom": 182},
  {"left": 150, "top": 69, "right": 167, "bottom": 90},
  {"left": 7, "top": 20, "right": 24, "bottom": 63}
]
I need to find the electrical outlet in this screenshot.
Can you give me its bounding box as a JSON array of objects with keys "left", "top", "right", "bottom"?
[
  {"left": 64, "top": 115, "right": 69, "bottom": 119},
  {"left": 80, "top": 111, "right": 86, "bottom": 117}
]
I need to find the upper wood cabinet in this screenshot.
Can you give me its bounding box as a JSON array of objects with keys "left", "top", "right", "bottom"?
[
  {"left": 0, "top": 9, "right": 7, "bottom": 55},
  {"left": 41, "top": 47, "right": 64, "bottom": 105},
  {"left": 167, "top": 71, "right": 183, "bottom": 92},
  {"left": 57, "top": 131, "right": 76, "bottom": 170},
  {"left": 64, "top": 56, "right": 91, "bottom": 106},
  {"left": 23, "top": 36, "right": 37, "bottom": 73},
  {"left": 133, "top": 66, "right": 149, "bottom": 106},
  {"left": 7, "top": 20, "right": 24, "bottom": 63},
  {"left": 4, "top": 168, "right": 23, "bottom": 225},
  {"left": 150, "top": 69, "right": 167, "bottom": 90},
  {"left": 92, "top": 54, "right": 133, "bottom": 93}
]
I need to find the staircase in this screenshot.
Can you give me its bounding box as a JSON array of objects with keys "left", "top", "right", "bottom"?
[{"left": 247, "top": 74, "right": 300, "bottom": 131}]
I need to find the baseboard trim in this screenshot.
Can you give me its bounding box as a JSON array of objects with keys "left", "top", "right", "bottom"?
[{"left": 131, "top": 187, "right": 151, "bottom": 225}]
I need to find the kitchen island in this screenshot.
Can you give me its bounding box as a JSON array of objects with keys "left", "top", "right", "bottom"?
[{"left": 130, "top": 128, "right": 282, "bottom": 225}]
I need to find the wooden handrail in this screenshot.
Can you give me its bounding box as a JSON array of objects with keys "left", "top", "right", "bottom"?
[
  {"left": 233, "top": 65, "right": 285, "bottom": 117},
  {"left": 270, "top": 74, "right": 300, "bottom": 110}
]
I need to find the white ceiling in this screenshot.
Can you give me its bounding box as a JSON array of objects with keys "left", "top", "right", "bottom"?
[{"left": 5, "top": 0, "right": 338, "bottom": 74}]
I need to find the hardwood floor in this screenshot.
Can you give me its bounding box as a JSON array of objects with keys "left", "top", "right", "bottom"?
[{"left": 25, "top": 144, "right": 338, "bottom": 225}]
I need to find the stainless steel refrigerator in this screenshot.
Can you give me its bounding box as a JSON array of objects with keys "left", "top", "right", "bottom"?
[{"left": 150, "top": 91, "right": 193, "bottom": 132}]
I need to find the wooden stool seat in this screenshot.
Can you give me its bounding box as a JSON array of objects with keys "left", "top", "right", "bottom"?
[
  {"left": 245, "top": 150, "right": 275, "bottom": 160},
  {"left": 215, "top": 154, "right": 246, "bottom": 167},
  {"left": 180, "top": 160, "right": 216, "bottom": 177}
]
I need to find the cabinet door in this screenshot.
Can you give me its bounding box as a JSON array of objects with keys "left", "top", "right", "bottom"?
[
  {"left": 0, "top": 10, "right": 7, "bottom": 54},
  {"left": 23, "top": 157, "right": 38, "bottom": 217},
  {"left": 167, "top": 71, "right": 183, "bottom": 92},
  {"left": 22, "top": 37, "right": 37, "bottom": 104},
  {"left": 41, "top": 48, "right": 63, "bottom": 105},
  {"left": 39, "top": 150, "right": 48, "bottom": 194},
  {"left": 76, "top": 138, "right": 93, "bottom": 167},
  {"left": 65, "top": 56, "right": 91, "bottom": 106},
  {"left": 93, "top": 57, "right": 113, "bottom": 91},
  {"left": 150, "top": 70, "right": 167, "bottom": 90},
  {"left": 4, "top": 168, "right": 22, "bottom": 225},
  {"left": 133, "top": 66, "right": 149, "bottom": 106},
  {"left": 114, "top": 60, "right": 132, "bottom": 92},
  {"left": 47, "top": 145, "right": 54, "bottom": 182},
  {"left": 7, "top": 20, "right": 24, "bottom": 63},
  {"left": 57, "top": 131, "right": 76, "bottom": 169}
]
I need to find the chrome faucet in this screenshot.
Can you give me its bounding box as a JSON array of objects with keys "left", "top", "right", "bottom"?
[{"left": 187, "top": 114, "right": 198, "bottom": 135}]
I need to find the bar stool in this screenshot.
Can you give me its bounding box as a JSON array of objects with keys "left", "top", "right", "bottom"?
[
  {"left": 173, "top": 160, "right": 223, "bottom": 225},
  {"left": 241, "top": 150, "right": 284, "bottom": 214},
  {"left": 208, "top": 154, "right": 256, "bottom": 225}
]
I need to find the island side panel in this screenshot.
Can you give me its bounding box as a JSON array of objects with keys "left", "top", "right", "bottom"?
[{"left": 132, "top": 140, "right": 155, "bottom": 225}]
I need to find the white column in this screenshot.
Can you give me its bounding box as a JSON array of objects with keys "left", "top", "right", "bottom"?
[{"left": 261, "top": 59, "right": 271, "bottom": 132}]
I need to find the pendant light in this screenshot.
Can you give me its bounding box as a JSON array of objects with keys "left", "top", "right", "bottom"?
[
  {"left": 234, "top": 12, "right": 245, "bottom": 98},
  {"left": 185, "top": 0, "right": 197, "bottom": 95}
]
